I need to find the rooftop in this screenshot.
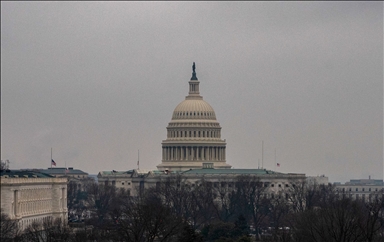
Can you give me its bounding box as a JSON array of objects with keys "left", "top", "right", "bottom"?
[
  {"left": 38, "top": 167, "right": 88, "bottom": 175},
  {"left": 0, "top": 169, "right": 54, "bottom": 178},
  {"left": 181, "top": 168, "right": 283, "bottom": 175}
]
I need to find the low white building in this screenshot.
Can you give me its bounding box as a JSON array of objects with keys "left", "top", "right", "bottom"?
[
  {"left": 334, "top": 179, "right": 384, "bottom": 202},
  {"left": 98, "top": 167, "right": 308, "bottom": 197},
  {"left": 0, "top": 169, "right": 68, "bottom": 230}
]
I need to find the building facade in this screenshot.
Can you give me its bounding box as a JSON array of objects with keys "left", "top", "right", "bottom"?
[
  {"left": 157, "top": 65, "right": 231, "bottom": 171},
  {"left": 334, "top": 179, "right": 384, "bottom": 202},
  {"left": 98, "top": 64, "right": 315, "bottom": 196},
  {"left": 0, "top": 170, "right": 68, "bottom": 230}
]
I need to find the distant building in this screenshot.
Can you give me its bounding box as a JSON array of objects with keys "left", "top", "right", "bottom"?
[
  {"left": 38, "top": 167, "right": 89, "bottom": 179},
  {"left": 306, "top": 175, "right": 329, "bottom": 185},
  {"left": 0, "top": 169, "right": 68, "bottom": 230},
  {"left": 334, "top": 179, "right": 384, "bottom": 202}
]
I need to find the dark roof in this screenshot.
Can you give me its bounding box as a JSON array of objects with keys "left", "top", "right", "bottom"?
[
  {"left": 0, "top": 169, "right": 54, "bottom": 178},
  {"left": 39, "top": 167, "right": 88, "bottom": 175},
  {"left": 181, "top": 168, "right": 281, "bottom": 175}
]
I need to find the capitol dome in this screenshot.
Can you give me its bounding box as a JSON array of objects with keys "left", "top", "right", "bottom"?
[
  {"left": 172, "top": 99, "right": 217, "bottom": 120},
  {"left": 157, "top": 63, "right": 231, "bottom": 171}
]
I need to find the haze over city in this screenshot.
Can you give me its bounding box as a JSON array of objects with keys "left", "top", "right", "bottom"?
[{"left": 1, "top": 2, "right": 383, "bottom": 183}]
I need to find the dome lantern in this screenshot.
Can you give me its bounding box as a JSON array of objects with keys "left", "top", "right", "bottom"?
[{"left": 188, "top": 62, "right": 201, "bottom": 99}]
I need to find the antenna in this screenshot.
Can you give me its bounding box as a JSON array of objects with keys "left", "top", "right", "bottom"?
[{"left": 262, "top": 140, "right": 264, "bottom": 169}]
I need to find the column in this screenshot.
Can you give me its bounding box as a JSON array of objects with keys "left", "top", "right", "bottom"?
[
  {"left": 167, "top": 147, "right": 170, "bottom": 160},
  {"left": 215, "top": 147, "right": 217, "bottom": 160},
  {"left": 202, "top": 147, "right": 205, "bottom": 161},
  {"left": 208, "top": 147, "right": 211, "bottom": 160},
  {"left": 197, "top": 147, "right": 199, "bottom": 160}
]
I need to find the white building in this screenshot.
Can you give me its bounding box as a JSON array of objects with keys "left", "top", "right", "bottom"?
[
  {"left": 334, "top": 179, "right": 384, "bottom": 202},
  {"left": 157, "top": 64, "right": 231, "bottom": 171},
  {"left": 98, "top": 64, "right": 312, "bottom": 195},
  {"left": 0, "top": 169, "right": 68, "bottom": 230}
]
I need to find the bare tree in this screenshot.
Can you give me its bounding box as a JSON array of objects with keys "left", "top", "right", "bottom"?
[
  {"left": 116, "top": 190, "right": 186, "bottom": 242},
  {"left": 20, "top": 217, "right": 72, "bottom": 242},
  {"left": 86, "top": 182, "right": 117, "bottom": 224},
  {"left": 1, "top": 210, "right": 20, "bottom": 241},
  {"left": 291, "top": 193, "right": 384, "bottom": 242},
  {"left": 232, "top": 175, "right": 270, "bottom": 239}
]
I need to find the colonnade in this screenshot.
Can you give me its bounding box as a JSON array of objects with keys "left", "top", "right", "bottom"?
[
  {"left": 12, "top": 187, "right": 67, "bottom": 218},
  {"left": 162, "top": 146, "right": 226, "bottom": 161},
  {"left": 168, "top": 129, "right": 220, "bottom": 139}
]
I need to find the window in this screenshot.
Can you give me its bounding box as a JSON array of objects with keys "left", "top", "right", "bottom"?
[
  {"left": 271, "top": 184, "right": 275, "bottom": 187},
  {"left": 356, "top": 188, "right": 358, "bottom": 191},
  {"left": 122, "top": 182, "right": 124, "bottom": 185},
  {"left": 285, "top": 184, "right": 289, "bottom": 188},
  {"left": 278, "top": 184, "right": 282, "bottom": 188}
]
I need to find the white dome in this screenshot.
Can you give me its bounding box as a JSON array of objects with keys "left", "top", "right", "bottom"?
[{"left": 172, "top": 99, "right": 217, "bottom": 120}]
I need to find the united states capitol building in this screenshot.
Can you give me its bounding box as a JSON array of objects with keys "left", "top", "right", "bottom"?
[{"left": 98, "top": 64, "right": 326, "bottom": 196}]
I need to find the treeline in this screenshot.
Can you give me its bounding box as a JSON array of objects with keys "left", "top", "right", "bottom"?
[{"left": 1, "top": 175, "right": 383, "bottom": 242}]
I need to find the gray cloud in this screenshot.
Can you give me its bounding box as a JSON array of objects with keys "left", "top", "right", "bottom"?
[{"left": 1, "top": 2, "right": 382, "bottom": 182}]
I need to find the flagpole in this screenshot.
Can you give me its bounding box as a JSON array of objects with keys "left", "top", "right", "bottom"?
[
  {"left": 275, "top": 148, "right": 276, "bottom": 167},
  {"left": 262, "top": 140, "right": 264, "bottom": 169},
  {"left": 51, "top": 148, "right": 52, "bottom": 168},
  {"left": 137, "top": 149, "right": 140, "bottom": 170}
]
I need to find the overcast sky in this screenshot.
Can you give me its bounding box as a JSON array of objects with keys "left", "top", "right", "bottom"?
[{"left": 1, "top": 2, "right": 383, "bottom": 183}]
